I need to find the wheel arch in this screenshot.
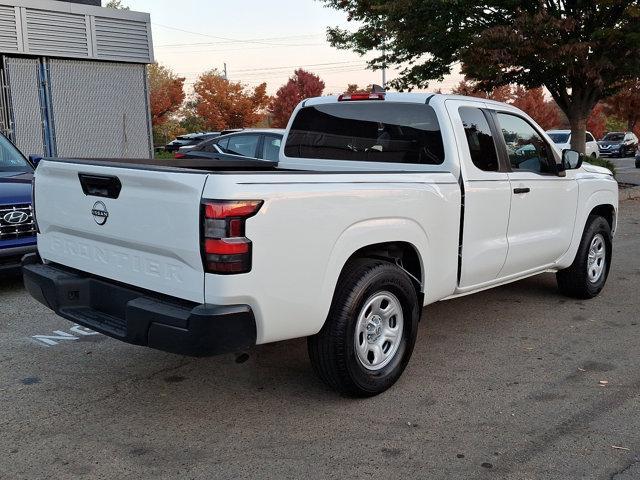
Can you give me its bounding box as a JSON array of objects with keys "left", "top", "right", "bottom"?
[
  {"left": 317, "top": 218, "right": 430, "bottom": 333},
  {"left": 556, "top": 187, "right": 618, "bottom": 269}
]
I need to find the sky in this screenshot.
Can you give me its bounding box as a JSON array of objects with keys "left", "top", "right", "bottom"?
[{"left": 122, "top": 0, "right": 462, "bottom": 95}]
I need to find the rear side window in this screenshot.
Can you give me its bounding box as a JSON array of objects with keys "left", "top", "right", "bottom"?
[
  {"left": 222, "top": 134, "right": 259, "bottom": 157},
  {"left": 586, "top": 133, "right": 595, "bottom": 143},
  {"left": 262, "top": 135, "right": 282, "bottom": 161},
  {"left": 284, "top": 103, "right": 445, "bottom": 165},
  {"left": 459, "top": 107, "right": 499, "bottom": 172}
]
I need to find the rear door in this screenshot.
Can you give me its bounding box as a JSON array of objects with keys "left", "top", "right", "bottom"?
[
  {"left": 446, "top": 100, "right": 512, "bottom": 288},
  {"left": 35, "top": 160, "right": 208, "bottom": 303}
]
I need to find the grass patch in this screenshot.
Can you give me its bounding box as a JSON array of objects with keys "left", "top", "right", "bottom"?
[{"left": 154, "top": 150, "right": 174, "bottom": 160}]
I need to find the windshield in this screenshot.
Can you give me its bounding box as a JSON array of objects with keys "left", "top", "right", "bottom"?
[
  {"left": 547, "top": 133, "right": 570, "bottom": 144},
  {"left": 0, "top": 134, "right": 32, "bottom": 176},
  {"left": 603, "top": 133, "right": 624, "bottom": 142}
]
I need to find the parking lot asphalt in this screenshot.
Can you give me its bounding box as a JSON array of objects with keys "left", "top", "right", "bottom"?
[
  {"left": 608, "top": 157, "right": 640, "bottom": 186},
  {"left": 1, "top": 199, "right": 639, "bottom": 480}
]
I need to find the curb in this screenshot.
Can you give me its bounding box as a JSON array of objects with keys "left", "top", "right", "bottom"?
[{"left": 620, "top": 186, "right": 640, "bottom": 201}]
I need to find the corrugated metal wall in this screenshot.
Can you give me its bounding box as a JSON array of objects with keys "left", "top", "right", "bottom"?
[
  {"left": 23, "top": 8, "right": 91, "bottom": 58},
  {"left": 47, "top": 59, "right": 151, "bottom": 158},
  {"left": 0, "top": 1, "right": 153, "bottom": 64},
  {"left": 0, "top": 5, "right": 20, "bottom": 53},
  {"left": 3, "top": 56, "right": 43, "bottom": 156}
]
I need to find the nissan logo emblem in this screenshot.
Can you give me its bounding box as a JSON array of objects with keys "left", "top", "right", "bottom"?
[
  {"left": 3, "top": 210, "right": 29, "bottom": 225},
  {"left": 91, "top": 201, "right": 109, "bottom": 226}
]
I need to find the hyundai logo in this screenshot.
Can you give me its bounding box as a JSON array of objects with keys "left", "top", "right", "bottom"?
[
  {"left": 3, "top": 210, "right": 29, "bottom": 225},
  {"left": 91, "top": 201, "right": 109, "bottom": 226}
]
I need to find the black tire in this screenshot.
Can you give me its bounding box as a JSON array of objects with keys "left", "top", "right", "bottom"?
[
  {"left": 308, "top": 260, "right": 420, "bottom": 397},
  {"left": 556, "top": 215, "right": 612, "bottom": 299},
  {"left": 635, "top": 157, "right": 640, "bottom": 168}
]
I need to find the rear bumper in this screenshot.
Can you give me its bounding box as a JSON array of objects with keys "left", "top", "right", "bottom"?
[
  {"left": 0, "top": 244, "right": 37, "bottom": 273},
  {"left": 22, "top": 256, "right": 256, "bottom": 357}
]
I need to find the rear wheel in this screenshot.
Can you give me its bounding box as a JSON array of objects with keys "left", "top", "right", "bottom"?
[
  {"left": 557, "top": 215, "right": 612, "bottom": 299},
  {"left": 308, "top": 260, "right": 420, "bottom": 397}
]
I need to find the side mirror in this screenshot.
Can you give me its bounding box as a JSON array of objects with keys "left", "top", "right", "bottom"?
[
  {"left": 29, "top": 155, "right": 43, "bottom": 167},
  {"left": 561, "top": 149, "right": 582, "bottom": 172}
]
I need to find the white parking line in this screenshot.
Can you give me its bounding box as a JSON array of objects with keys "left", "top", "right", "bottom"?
[{"left": 32, "top": 325, "right": 101, "bottom": 346}]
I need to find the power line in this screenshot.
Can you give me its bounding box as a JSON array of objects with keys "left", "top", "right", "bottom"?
[
  {"left": 155, "top": 34, "right": 325, "bottom": 49},
  {"left": 153, "top": 23, "right": 326, "bottom": 47}
]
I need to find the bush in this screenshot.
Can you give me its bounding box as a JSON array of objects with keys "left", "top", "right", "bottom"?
[
  {"left": 584, "top": 157, "right": 617, "bottom": 176},
  {"left": 154, "top": 150, "right": 174, "bottom": 160}
]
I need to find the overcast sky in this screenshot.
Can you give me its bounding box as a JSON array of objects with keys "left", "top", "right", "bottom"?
[{"left": 123, "top": 0, "right": 461, "bottom": 95}]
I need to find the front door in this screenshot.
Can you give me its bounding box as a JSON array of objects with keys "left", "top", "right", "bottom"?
[{"left": 493, "top": 112, "right": 579, "bottom": 277}]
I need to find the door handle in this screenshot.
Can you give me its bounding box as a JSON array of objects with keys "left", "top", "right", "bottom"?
[{"left": 513, "top": 187, "right": 530, "bottom": 195}]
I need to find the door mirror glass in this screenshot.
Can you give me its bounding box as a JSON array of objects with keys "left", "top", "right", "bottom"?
[{"left": 561, "top": 149, "right": 582, "bottom": 170}]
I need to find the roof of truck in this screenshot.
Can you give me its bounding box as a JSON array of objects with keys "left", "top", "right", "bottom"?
[{"left": 303, "top": 92, "right": 514, "bottom": 109}]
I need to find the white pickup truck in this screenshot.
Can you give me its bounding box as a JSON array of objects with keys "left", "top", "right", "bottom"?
[{"left": 23, "top": 92, "right": 618, "bottom": 397}]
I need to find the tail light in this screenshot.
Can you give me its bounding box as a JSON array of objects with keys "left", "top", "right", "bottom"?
[
  {"left": 201, "top": 200, "right": 263, "bottom": 274},
  {"left": 174, "top": 152, "right": 186, "bottom": 159}
]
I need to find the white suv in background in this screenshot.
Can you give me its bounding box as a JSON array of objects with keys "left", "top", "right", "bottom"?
[{"left": 547, "top": 130, "right": 600, "bottom": 158}]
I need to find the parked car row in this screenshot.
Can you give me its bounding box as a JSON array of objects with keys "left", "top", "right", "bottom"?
[
  {"left": 546, "top": 129, "right": 640, "bottom": 159},
  {"left": 174, "top": 129, "right": 285, "bottom": 162}
]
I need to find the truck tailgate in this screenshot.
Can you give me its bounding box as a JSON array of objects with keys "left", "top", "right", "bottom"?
[{"left": 34, "top": 160, "right": 208, "bottom": 303}]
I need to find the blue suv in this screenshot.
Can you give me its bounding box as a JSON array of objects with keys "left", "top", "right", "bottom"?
[{"left": 0, "top": 134, "right": 36, "bottom": 274}]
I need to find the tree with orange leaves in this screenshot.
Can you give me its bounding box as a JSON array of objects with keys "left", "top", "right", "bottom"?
[
  {"left": 603, "top": 80, "right": 640, "bottom": 133},
  {"left": 511, "top": 87, "right": 560, "bottom": 131},
  {"left": 270, "top": 69, "right": 325, "bottom": 128},
  {"left": 194, "top": 71, "right": 269, "bottom": 130},
  {"left": 451, "top": 79, "right": 513, "bottom": 103},
  {"left": 148, "top": 64, "right": 185, "bottom": 127},
  {"left": 587, "top": 103, "right": 607, "bottom": 140}
]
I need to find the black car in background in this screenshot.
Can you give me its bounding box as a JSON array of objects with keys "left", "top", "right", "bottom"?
[
  {"left": 165, "top": 132, "right": 221, "bottom": 152},
  {"left": 598, "top": 131, "right": 639, "bottom": 158},
  {"left": 176, "top": 129, "right": 285, "bottom": 162}
]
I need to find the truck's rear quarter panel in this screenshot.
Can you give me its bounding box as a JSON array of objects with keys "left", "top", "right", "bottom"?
[{"left": 203, "top": 172, "right": 461, "bottom": 344}]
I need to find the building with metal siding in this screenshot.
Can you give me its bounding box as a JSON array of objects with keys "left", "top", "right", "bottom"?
[{"left": 0, "top": 0, "right": 154, "bottom": 158}]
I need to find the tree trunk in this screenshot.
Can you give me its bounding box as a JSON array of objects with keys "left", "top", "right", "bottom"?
[{"left": 568, "top": 114, "right": 588, "bottom": 154}]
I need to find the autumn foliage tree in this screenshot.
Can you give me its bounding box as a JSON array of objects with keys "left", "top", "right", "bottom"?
[
  {"left": 511, "top": 87, "right": 560, "bottom": 131},
  {"left": 148, "top": 64, "right": 185, "bottom": 127},
  {"left": 324, "top": 1, "right": 640, "bottom": 154},
  {"left": 603, "top": 80, "right": 640, "bottom": 133},
  {"left": 270, "top": 69, "right": 325, "bottom": 128},
  {"left": 587, "top": 103, "right": 607, "bottom": 140},
  {"left": 194, "top": 71, "right": 268, "bottom": 130},
  {"left": 451, "top": 79, "right": 513, "bottom": 103}
]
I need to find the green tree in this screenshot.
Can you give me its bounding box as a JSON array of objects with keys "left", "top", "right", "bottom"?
[
  {"left": 105, "top": 0, "right": 129, "bottom": 9},
  {"left": 324, "top": 1, "right": 640, "bottom": 153}
]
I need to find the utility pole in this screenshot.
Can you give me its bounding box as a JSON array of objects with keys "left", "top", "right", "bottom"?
[
  {"left": 382, "top": 64, "right": 386, "bottom": 89},
  {"left": 223, "top": 63, "right": 228, "bottom": 80},
  {"left": 381, "top": 45, "right": 387, "bottom": 89}
]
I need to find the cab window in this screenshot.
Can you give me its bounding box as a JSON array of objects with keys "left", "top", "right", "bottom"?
[{"left": 496, "top": 113, "right": 554, "bottom": 174}]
